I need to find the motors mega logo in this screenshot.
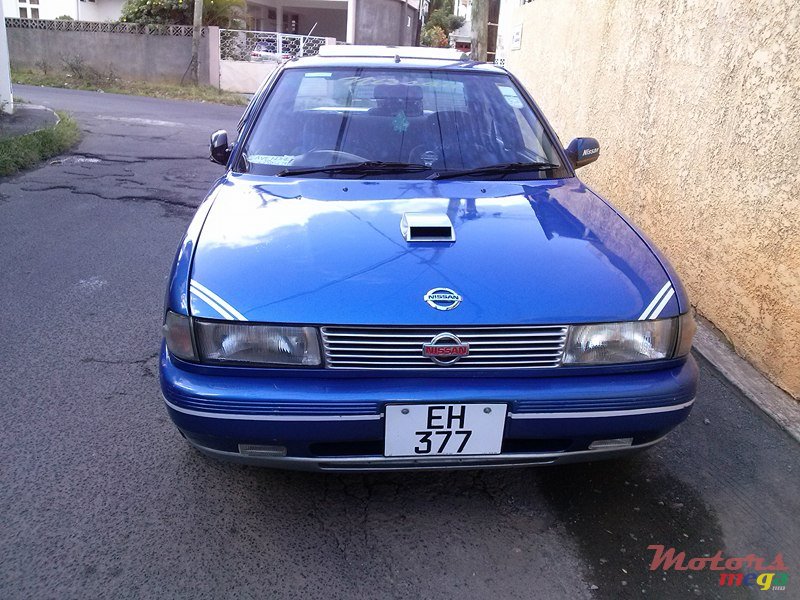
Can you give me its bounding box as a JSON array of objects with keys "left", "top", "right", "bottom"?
[{"left": 647, "top": 545, "right": 790, "bottom": 591}]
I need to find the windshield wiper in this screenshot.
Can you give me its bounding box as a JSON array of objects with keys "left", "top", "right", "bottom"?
[
  {"left": 276, "top": 161, "right": 431, "bottom": 177},
  {"left": 428, "top": 161, "right": 560, "bottom": 180}
]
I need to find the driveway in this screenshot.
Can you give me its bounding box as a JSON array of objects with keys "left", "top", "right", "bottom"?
[{"left": 1, "top": 85, "right": 797, "bottom": 600}]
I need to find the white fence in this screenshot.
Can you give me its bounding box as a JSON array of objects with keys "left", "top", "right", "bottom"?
[
  {"left": 4, "top": 17, "right": 202, "bottom": 36},
  {"left": 220, "top": 29, "right": 330, "bottom": 61}
]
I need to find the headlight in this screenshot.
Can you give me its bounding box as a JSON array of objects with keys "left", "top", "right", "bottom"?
[
  {"left": 194, "top": 320, "right": 321, "bottom": 366},
  {"left": 163, "top": 311, "right": 196, "bottom": 361},
  {"left": 563, "top": 315, "right": 693, "bottom": 365}
]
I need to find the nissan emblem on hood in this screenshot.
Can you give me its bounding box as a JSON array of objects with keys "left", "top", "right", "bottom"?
[{"left": 424, "top": 288, "right": 462, "bottom": 311}]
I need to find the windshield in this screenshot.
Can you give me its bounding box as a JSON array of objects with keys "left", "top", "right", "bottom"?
[{"left": 239, "top": 67, "right": 567, "bottom": 178}]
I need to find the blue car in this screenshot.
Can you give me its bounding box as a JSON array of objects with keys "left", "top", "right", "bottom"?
[{"left": 160, "top": 45, "right": 697, "bottom": 471}]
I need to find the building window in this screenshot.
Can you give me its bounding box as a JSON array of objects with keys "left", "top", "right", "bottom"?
[
  {"left": 19, "top": 6, "right": 28, "bottom": 18},
  {"left": 283, "top": 14, "right": 299, "bottom": 34},
  {"left": 29, "top": 0, "right": 39, "bottom": 4},
  {"left": 31, "top": 7, "right": 39, "bottom": 18}
]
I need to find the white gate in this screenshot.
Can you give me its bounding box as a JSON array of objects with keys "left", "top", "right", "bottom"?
[{"left": 219, "top": 29, "right": 332, "bottom": 94}]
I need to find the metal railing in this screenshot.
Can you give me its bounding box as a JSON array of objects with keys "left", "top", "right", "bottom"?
[
  {"left": 4, "top": 18, "right": 204, "bottom": 36},
  {"left": 220, "top": 28, "right": 328, "bottom": 62}
]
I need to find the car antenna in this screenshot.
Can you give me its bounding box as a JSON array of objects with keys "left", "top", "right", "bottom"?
[{"left": 295, "top": 21, "right": 318, "bottom": 60}]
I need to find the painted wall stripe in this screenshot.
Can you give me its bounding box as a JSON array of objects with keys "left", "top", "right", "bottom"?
[
  {"left": 649, "top": 287, "right": 676, "bottom": 320},
  {"left": 638, "top": 281, "right": 672, "bottom": 320},
  {"left": 190, "top": 288, "right": 233, "bottom": 320},
  {"left": 190, "top": 280, "right": 248, "bottom": 321}
]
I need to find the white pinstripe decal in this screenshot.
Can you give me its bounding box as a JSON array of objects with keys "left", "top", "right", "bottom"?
[
  {"left": 190, "top": 288, "right": 233, "bottom": 320},
  {"left": 639, "top": 282, "right": 673, "bottom": 320},
  {"left": 190, "top": 280, "right": 248, "bottom": 321},
  {"left": 649, "top": 287, "right": 676, "bottom": 320}
]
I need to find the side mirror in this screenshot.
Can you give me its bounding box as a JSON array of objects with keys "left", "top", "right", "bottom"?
[
  {"left": 565, "top": 137, "right": 600, "bottom": 169},
  {"left": 210, "top": 130, "right": 231, "bottom": 166}
]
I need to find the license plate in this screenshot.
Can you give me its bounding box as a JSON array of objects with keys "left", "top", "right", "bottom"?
[{"left": 384, "top": 404, "right": 507, "bottom": 457}]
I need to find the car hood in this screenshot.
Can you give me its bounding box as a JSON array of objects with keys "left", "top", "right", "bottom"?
[{"left": 188, "top": 175, "right": 680, "bottom": 325}]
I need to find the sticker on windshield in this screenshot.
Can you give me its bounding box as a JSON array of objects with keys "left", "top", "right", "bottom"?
[
  {"left": 393, "top": 111, "right": 410, "bottom": 133},
  {"left": 497, "top": 85, "right": 524, "bottom": 109},
  {"left": 247, "top": 155, "right": 295, "bottom": 165}
]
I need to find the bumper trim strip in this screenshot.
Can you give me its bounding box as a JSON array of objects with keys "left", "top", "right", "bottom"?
[
  {"left": 163, "top": 397, "right": 382, "bottom": 421},
  {"left": 509, "top": 398, "right": 695, "bottom": 419},
  {"left": 164, "top": 396, "right": 694, "bottom": 421}
]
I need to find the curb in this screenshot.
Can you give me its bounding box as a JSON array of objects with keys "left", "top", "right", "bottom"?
[
  {"left": 0, "top": 104, "right": 60, "bottom": 140},
  {"left": 693, "top": 316, "right": 800, "bottom": 443}
]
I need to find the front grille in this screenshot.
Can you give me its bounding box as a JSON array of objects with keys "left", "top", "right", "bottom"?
[{"left": 321, "top": 325, "right": 568, "bottom": 369}]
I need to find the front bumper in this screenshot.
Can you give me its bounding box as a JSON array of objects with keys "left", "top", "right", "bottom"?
[
  {"left": 184, "top": 436, "right": 667, "bottom": 471},
  {"left": 160, "top": 346, "right": 698, "bottom": 471}
]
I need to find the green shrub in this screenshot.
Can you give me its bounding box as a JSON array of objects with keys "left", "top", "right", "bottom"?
[
  {"left": 120, "top": 0, "right": 245, "bottom": 27},
  {"left": 420, "top": 25, "right": 449, "bottom": 48}
]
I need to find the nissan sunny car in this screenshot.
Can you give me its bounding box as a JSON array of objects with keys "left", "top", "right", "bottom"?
[{"left": 160, "top": 45, "right": 698, "bottom": 471}]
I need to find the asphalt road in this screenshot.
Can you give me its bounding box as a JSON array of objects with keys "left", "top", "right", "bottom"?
[{"left": 1, "top": 86, "right": 798, "bottom": 600}]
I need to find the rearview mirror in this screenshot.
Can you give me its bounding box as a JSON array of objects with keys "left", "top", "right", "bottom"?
[
  {"left": 565, "top": 137, "right": 600, "bottom": 169},
  {"left": 210, "top": 130, "right": 231, "bottom": 166}
]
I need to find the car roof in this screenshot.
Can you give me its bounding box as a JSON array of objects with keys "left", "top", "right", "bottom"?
[{"left": 286, "top": 45, "right": 507, "bottom": 74}]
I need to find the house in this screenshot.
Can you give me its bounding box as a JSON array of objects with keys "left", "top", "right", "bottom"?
[
  {"left": 245, "top": 0, "right": 420, "bottom": 45},
  {"left": 2, "top": 0, "right": 420, "bottom": 46},
  {"left": 1, "top": 0, "right": 125, "bottom": 21}
]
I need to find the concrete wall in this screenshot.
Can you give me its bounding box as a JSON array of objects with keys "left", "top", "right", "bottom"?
[
  {"left": 7, "top": 26, "right": 215, "bottom": 85},
  {"left": 500, "top": 0, "right": 800, "bottom": 398},
  {"left": 355, "top": 0, "right": 419, "bottom": 46},
  {"left": 219, "top": 59, "right": 279, "bottom": 93}
]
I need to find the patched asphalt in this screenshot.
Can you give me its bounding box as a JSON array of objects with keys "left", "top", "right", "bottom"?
[{"left": 1, "top": 85, "right": 797, "bottom": 600}]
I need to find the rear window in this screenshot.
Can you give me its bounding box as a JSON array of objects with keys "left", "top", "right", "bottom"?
[{"left": 240, "top": 67, "right": 565, "bottom": 177}]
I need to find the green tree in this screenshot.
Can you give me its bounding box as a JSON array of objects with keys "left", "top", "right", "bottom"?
[
  {"left": 120, "top": 0, "right": 245, "bottom": 27},
  {"left": 420, "top": 0, "right": 465, "bottom": 47},
  {"left": 426, "top": 8, "right": 465, "bottom": 35}
]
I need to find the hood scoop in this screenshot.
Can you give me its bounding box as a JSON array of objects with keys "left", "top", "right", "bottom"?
[{"left": 400, "top": 213, "right": 455, "bottom": 242}]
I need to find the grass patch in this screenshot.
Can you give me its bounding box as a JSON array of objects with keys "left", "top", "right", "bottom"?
[
  {"left": 13, "top": 69, "right": 248, "bottom": 106},
  {"left": 0, "top": 112, "right": 81, "bottom": 177}
]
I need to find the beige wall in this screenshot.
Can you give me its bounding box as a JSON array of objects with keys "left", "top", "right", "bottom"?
[{"left": 501, "top": 0, "right": 800, "bottom": 398}]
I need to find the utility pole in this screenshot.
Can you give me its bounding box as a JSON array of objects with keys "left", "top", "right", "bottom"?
[
  {"left": 470, "top": 0, "right": 488, "bottom": 61},
  {"left": 190, "top": 0, "right": 204, "bottom": 85}
]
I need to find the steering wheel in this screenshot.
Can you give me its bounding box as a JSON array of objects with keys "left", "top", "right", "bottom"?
[{"left": 291, "top": 149, "right": 368, "bottom": 166}]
